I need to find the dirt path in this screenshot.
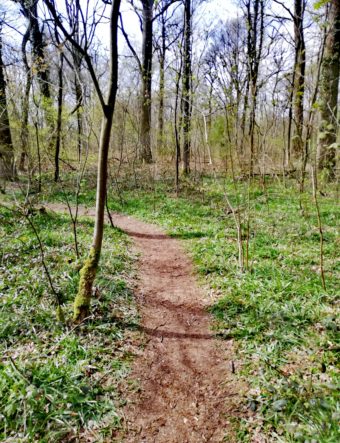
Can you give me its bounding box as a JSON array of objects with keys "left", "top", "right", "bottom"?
[{"left": 47, "top": 204, "right": 244, "bottom": 442}]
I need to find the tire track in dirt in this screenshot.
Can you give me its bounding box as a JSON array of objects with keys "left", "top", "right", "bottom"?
[{"left": 47, "top": 204, "right": 245, "bottom": 442}]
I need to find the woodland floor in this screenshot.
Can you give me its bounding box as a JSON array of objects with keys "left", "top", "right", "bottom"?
[
  {"left": 47, "top": 203, "right": 245, "bottom": 442},
  {"left": 1, "top": 176, "right": 338, "bottom": 442}
]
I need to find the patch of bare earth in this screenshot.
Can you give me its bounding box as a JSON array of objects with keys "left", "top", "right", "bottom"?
[{"left": 47, "top": 203, "right": 246, "bottom": 442}]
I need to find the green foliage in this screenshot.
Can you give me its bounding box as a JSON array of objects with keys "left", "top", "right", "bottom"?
[
  {"left": 314, "top": 0, "right": 330, "bottom": 10},
  {"left": 0, "top": 206, "right": 138, "bottom": 441}
]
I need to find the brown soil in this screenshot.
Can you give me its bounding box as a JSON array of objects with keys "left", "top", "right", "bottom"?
[{"left": 47, "top": 203, "right": 245, "bottom": 443}]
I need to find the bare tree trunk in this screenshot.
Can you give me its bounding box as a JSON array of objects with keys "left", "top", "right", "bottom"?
[
  {"left": 158, "top": 11, "right": 166, "bottom": 152},
  {"left": 292, "top": 0, "right": 306, "bottom": 159},
  {"left": 318, "top": 0, "right": 340, "bottom": 180},
  {"left": 18, "top": 0, "right": 55, "bottom": 178},
  {"left": 28, "top": 1, "right": 50, "bottom": 99},
  {"left": 73, "top": 0, "right": 121, "bottom": 321},
  {"left": 19, "top": 23, "right": 32, "bottom": 172},
  {"left": 300, "top": 27, "right": 326, "bottom": 192},
  {"left": 174, "top": 62, "right": 182, "bottom": 194},
  {"left": 72, "top": 16, "right": 83, "bottom": 162},
  {"left": 19, "top": 71, "right": 31, "bottom": 172},
  {"left": 140, "top": 0, "right": 154, "bottom": 163},
  {"left": 245, "top": 0, "right": 265, "bottom": 175},
  {"left": 182, "top": 0, "right": 192, "bottom": 175},
  {"left": 54, "top": 52, "right": 63, "bottom": 182},
  {"left": 286, "top": 71, "right": 294, "bottom": 167},
  {"left": 0, "top": 26, "right": 14, "bottom": 181},
  {"left": 75, "top": 77, "right": 83, "bottom": 161}
]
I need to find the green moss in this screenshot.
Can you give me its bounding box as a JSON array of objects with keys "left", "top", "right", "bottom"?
[
  {"left": 73, "top": 246, "right": 100, "bottom": 321},
  {"left": 56, "top": 305, "right": 65, "bottom": 323}
]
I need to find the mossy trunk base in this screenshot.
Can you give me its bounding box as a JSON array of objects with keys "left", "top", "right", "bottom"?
[{"left": 73, "top": 247, "right": 100, "bottom": 322}]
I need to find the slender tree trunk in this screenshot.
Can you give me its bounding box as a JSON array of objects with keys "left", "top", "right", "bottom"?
[
  {"left": 20, "top": 0, "right": 55, "bottom": 178},
  {"left": 28, "top": 1, "right": 50, "bottom": 99},
  {"left": 318, "top": 0, "right": 340, "bottom": 179},
  {"left": 245, "top": 0, "right": 264, "bottom": 175},
  {"left": 207, "top": 79, "right": 213, "bottom": 133},
  {"left": 182, "top": 0, "right": 192, "bottom": 175},
  {"left": 65, "top": 2, "right": 83, "bottom": 161},
  {"left": 54, "top": 53, "right": 63, "bottom": 182},
  {"left": 74, "top": 0, "right": 121, "bottom": 322},
  {"left": 29, "top": 1, "right": 56, "bottom": 159},
  {"left": 34, "top": 121, "right": 42, "bottom": 192},
  {"left": 75, "top": 77, "right": 83, "bottom": 161},
  {"left": 174, "top": 66, "right": 182, "bottom": 194},
  {"left": 240, "top": 77, "right": 250, "bottom": 157},
  {"left": 140, "top": 0, "right": 154, "bottom": 163},
  {"left": 292, "top": 0, "right": 306, "bottom": 159},
  {"left": 73, "top": 22, "right": 83, "bottom": 162},
  {"left": 286, "top": 71, "right": 294, "bottom": 167},
  {"left": 19, "top": 23, "right": 32, "bottom": 172},
  {"left": 19, "top": 70, "right": 31, "bottom": 172},
  {"left": 0, "top": 27, "right": 14, "bottom": 181},
  {"left": 158, "top": 12, "right": 166, "bottom": 152},
  {"left": 300, "top": 27, "right": 326, "bottom": 192}
]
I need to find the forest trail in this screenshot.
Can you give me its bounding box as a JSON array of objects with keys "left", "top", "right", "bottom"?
[{"left": 47, "top": 204, "right": 244, "bottom": 442}]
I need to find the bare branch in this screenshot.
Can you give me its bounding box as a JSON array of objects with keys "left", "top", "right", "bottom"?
[{"left": 119, "top": 12, "right": 142, "bottom": 72}]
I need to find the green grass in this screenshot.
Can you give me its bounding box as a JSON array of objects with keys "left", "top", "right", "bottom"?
[
  {"left": 3, "top": 173, "right": 339, "bottom": 442},
  {"left": 99, "top": 175, "right": 339, "bottom": 442},
  {"left": 0, "top": 205, "right": 138, "bottom": 441}
]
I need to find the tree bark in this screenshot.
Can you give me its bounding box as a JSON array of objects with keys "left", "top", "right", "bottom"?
[
  {"left": 72, "top": 11, "right": 84, "bottom": 162},
  {"left": 158, "top": 11, "right": 166, "bottom": 152},
  {"left": 140, "top": 0, "right": 154, "bottom": 163},
  {"left": 73, "top": 0, "right": 121, "bottom": 321},
  {"left": 0, "top": 27, "right": 14, "bottom": 181},
  {"left": 16, "top": 0, "right": 55, "bottom": 178},
  {"left": 182, "top": 0, "right": 192, "bottom": 175},
  {"left": 19, "top": 22, "right": 32, "bottom": 172},
  {"left": 292, "top": 0, "right": 306, "bottom": 159},
  {"left": 318, "top": 0, "right": 340, "bottom": 179},
  {"left": 54, "top": 52, "right": 63, "bottom": 182},
  {"left": 245, "top": 0, "right": 265, "bottom": 175},
  {"left": 28, "top": 1, "right": 51, "bottom": 99}
]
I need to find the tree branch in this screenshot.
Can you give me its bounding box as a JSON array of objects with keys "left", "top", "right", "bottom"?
[
  {"left": 152, "top": 0, "right": 181, "bottom": 23},
  {"left": 119, "top": 12, "right": 142, "bottom": 72},
  {"left": 42, "top": 0, "right": 107, "bottom": 115}
]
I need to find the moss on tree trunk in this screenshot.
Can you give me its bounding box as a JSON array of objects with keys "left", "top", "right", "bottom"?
[{"left": 73, "top": 247, "right": 100, "bottom": 321}]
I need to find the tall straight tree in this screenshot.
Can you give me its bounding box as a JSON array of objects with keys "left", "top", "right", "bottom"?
[
  {"left": 123, "top": 0, "right": 180, "bottom": 162},
  {"left": 65, "top": 1, "right": 84, "bottom": 161},
  {"left": 18, "top": 19, "right": 32, "bottom": 172},
  {"left": 43, "top": 0, "right": 122, "bottom": 321},
  {"left": 13, "top": 0, "right": 51, "bottom": 98},
  {"left": 157, "top": 7, "right": 166, "bottom": 151},
  {"left": 155, "top": 1, "right": 181, "bottom": 152},
  {"left": 318, "top": 0, "right": 340, "bottom": 179},
  {"left": 292, "top": 0, "right": 306, "bottom": 158},
  {"left": 244, "top": 0, "right": 265, "bottom": 175},
  {"left": 0, "top": 20, "right": 14, "bottom": 180},
  {"left": 14, "top": 0, "right": 55, "bottom": 176},
  {"left": 140, "top": 0, "right": 154, "bottom": 163},
  {"left": 182, "top": 0, "right": 192, "bottom": 175}
]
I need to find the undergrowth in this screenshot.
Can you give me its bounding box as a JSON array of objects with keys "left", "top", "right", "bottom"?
[
  {"left": 98, "top": 174, "right": 339, "bottom": 443},
  {"left": 0, "top": 205, "right": 138, "bottom": 442},
  {"left": 4, "top": 172, "right": 339, "bottom": 442}
]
